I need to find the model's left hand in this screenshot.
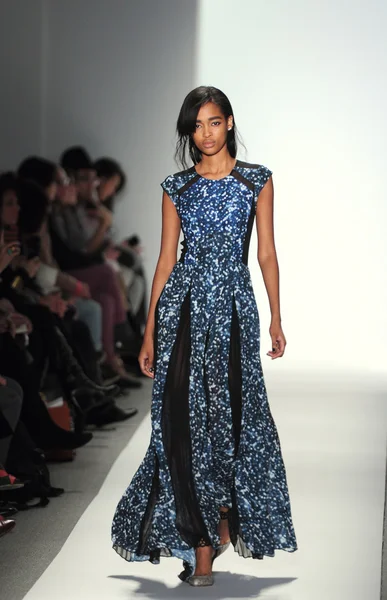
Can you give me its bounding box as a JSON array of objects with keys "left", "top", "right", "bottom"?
[{"left": 267, "top": 321, "right": 286, "bottom": 359}]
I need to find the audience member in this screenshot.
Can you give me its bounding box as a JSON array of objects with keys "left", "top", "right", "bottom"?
[
  {"left": 94, "top": 157, "right": 147, "bottom": 337},
  {"left": 0, "top": 173, "right": 138, "bottom": 426},
  {"left": 0, "top": 141, "right": 144, "bottom": 537},
  {"left": 17, "top": 158, "right": 104, "bottom": 354},
  {"left": 51, "top": 163, "right": 141, "bottom": 384}
]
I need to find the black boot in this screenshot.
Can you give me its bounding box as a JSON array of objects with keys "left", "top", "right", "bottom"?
[
  {"left": 87, "top": 404, "right": 138, "bottom": 427},
  {"left": 22, "top": 393, "right": 93, "bottom": 451},
  {"left": 54, "top": 327, "right": 117, "bottom": 393}
]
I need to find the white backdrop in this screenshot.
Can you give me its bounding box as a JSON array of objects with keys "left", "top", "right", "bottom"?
[
  {"left": 0, "top": 0, "right": 45, "bottom": 168},
  {"left": 196, "top": 0, "right": 387, "bottom": 375}
]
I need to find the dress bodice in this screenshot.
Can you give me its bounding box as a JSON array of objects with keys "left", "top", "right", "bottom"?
[{"left": 161, "top": 160, "right": 272, "bottom": 272}]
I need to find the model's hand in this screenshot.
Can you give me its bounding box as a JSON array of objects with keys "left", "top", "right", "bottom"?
[
  {"left": 138, "top": 336, "right": 155, "bottom": 379},
  {"left": 267, "top": 321, "right": 286, "bottom": 359}
]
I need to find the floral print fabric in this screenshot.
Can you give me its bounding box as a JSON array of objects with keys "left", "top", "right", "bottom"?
[{"left": 111, "top": 160, "right": 297, "bottom": 577}]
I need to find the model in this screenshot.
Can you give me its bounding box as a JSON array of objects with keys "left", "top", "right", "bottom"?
[{"left": 111, "top": 85, "right": 297, "bottom": 587}]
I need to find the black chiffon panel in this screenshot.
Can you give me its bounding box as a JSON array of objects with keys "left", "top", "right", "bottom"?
[
  {"left": 161, "top": 286, "right": 211, "bottom": 546},
  {"left": 229, "top": 295, "right": 242, "bottom": 457}
]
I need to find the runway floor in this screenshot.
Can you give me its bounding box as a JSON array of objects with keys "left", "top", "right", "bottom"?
[{"left": 3, "top": 368, "right": 386, "bottom": 600}]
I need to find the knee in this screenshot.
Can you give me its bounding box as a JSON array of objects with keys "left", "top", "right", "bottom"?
[
  {"left": 88, "top": 299, "right": 102, "bottom": 321},
  {"left": 0, "top": 378, "right": 23, "bottom": 412},
  {"left": 99, "top": 264, "right": 119, "bottom": 289},
  {"left": 77, "top": 298, "right": 102, "bottom": 319},
  {"left": 94, "top": 293, "right": 114, "bottom": 316},
  {"left": 4, "top": 377, "right": 23, "bottom": 401}
]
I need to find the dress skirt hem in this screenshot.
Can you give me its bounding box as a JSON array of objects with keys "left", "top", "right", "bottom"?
[{"left": 112, "top": 534, "right": 297, "bottom": 579}]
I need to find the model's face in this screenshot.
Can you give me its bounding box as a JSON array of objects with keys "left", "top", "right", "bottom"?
[
  {"left": 191, "top": 101, "right": 233, "bottom": 157},
  {"left": 1, "top": 190, "right": 20, "bottom": 226}
]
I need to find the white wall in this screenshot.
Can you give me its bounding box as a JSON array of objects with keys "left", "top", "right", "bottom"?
[
  {"left": 0, "top": 0, "right": 45, "bottom": 168},
  {"left": 43, "top": 0, "right": 198, "bottom": 265},
  {"left": 196, "top": 0, "right": 387, "bottom": 375}
]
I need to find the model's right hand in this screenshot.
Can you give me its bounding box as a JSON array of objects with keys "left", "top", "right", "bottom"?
[{"left": 138, "top": 337, "right": 155, "bottom": 379}]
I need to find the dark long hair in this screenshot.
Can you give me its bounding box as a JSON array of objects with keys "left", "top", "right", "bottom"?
[
  {"left": 18, "top": 179, "right": 49, "bottom": 235},
  {"left": 0, "top": 172, "right": 47, "bottom": 237},
  {"left": 174, "top": 86, "right": 244, "bottom": 170},
  {"left": 0, "top": 172, "right": 20, "bottom": 218},
  {"left": 94, "top": 157, "right": 126, "bottom": 194},
  {"left": 17, "top": 156, "right": 57, "bottom": 189}
]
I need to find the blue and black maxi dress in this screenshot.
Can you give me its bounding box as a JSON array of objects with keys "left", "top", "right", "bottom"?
[{"left": 111, "top": 160, "right": 297, "bottom": 577}]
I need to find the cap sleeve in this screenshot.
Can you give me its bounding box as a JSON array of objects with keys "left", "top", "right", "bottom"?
[
  {"left": 256, "top": 165, "right": 272, "bottom": 193},
  {"left": 254, "top": 165, "right": 273, "bottom": 207},
  {"left": 160, "top": 174, "right": 179, "bottom": 214}
]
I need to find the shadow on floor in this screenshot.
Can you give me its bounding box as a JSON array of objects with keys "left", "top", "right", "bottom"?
[{"left": 109, "top": 573, "right": 297, "bottom": 598}]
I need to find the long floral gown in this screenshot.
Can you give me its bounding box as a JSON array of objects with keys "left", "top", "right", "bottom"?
[{"left": 111, "top": 160, "right": 297, "bottom": 578}]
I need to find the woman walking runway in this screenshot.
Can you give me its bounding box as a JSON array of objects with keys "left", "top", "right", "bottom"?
[{"left": 111, "top": 86, "right": 297, "bottom": 586}]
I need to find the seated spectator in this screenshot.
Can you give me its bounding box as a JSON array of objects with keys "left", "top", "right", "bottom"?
[
  {"left": 0, "top": 172, "right": 138, "bottom": 425},
  {"left": 94, "top": 157, "right": 147, "bottom": 338},
  {"left": 17, "top": 157, "right": 104, "bottom": 356},
  {"left": 93, "top": 157, "right": 126, "bottom": 213},
  {"left": 0, "top": 203, "right": 93, "bottom": 449},
  {"left": 1, "top": 174, "right": 98, "bottom": 385},
  {"left": 59, "top": 147, "right": 112, "bottom": 255},
  {"left": 51, "top": 163, "right": 141, "bottom": 384}
]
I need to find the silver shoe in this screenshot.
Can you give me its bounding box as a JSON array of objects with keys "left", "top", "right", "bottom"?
[
  {"left": 185, "top": 541, "right": 230, "bottom": 586},
  {"left": 213, "top": 540, "right": 230, "bottom": 561},
  {"left": 188, "top": 575, "right": 214, "bottom": 587},
  {"left": 180, "top": 512, "right": 231, "bottom": 585},
  {"left": 185, "top": 539, "right": 216, "bottom": 586}
]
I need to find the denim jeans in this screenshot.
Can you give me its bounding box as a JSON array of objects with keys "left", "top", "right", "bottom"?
[{"left": 74, "top": 298, "right": 102, "bottom": 351}]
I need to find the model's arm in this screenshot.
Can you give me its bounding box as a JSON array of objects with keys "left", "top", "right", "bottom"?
[
  {"left": 255, "top": 176, "right": 286, "bottom": 359},
  {"left": 139, "top": 192, "right": 181, "bottom": 376}
]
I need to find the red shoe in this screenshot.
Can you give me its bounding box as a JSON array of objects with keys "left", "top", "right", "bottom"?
[
  {"left": 0, "top": 469, "right": 24, "bottom": 490},
  {"left": 0, "top": 515, "right": 16, "bottom": 537}
]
